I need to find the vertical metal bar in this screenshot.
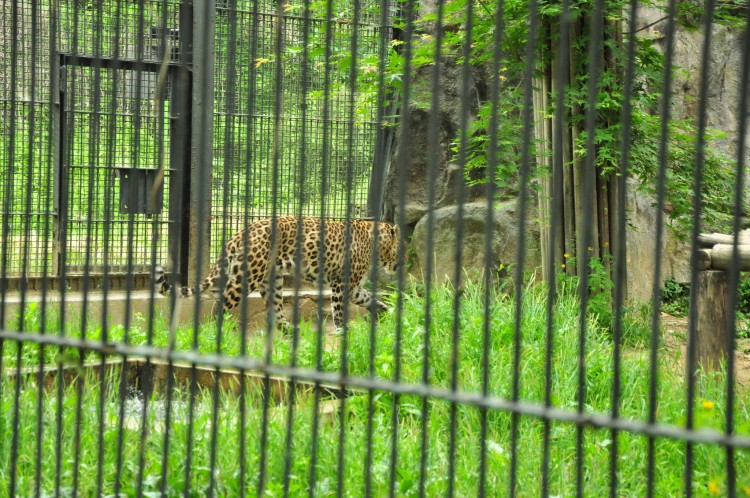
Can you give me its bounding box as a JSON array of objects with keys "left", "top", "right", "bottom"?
[
  {"left": 645, "top": 1, "right": 678, "bottom": 495},
  {"left": 184, "top": 0, "right": 215, "bottom": 495},
  {"left": 723, "top": 7, "right": 750, "bottom": 497},
  {"left": 479, "top": 0, "right": 507, "bottom": 493},
  {"left": 388, "top": 0, "right": 415, "bottom": 495},
  {"left": 60, "top": 2, "right": 88, "bottom": 497},
  {"left": 19, "top": 0, "right": 39, "bottom": 346},
  {"left": 6, "top": 0, "right": 21, "bottom": 494},
  {"left": 445, "top": 0, "right": 474, "bottom": 493},
  {"left": 36, "top": 1, "right": 60, "bottom": 494},
  {"left": 282, "top": 0, "right": 313, "bottom": 494},
  {"left": 685, "top": 2, "right": 717, "bottom": 496},
  {"left": 541, "top": 2, "right": 569, "bottom": 496},
  {"left": 258, "top": 0, "right": 287, "bottom": 494},
  {"left": 175, "top": 4, "right": 194, "bottom": 283},
  {"left": 415, "top": 0, "right": 445, "bottom": 493},
  {"left": 608, "top": 0, "right": 638, "bottom": 496},
  {"left": 363, "top": 0, "right": 392, "bottom": 485},
  {"left": 54, "top": 64, "right": 68, "bottom": 498},
  {"left": 0, "top": 0, "right": 18, "bottom": 334},
  {"left": 238, "top": 0, "right": 263, "bottom": 493},
  {"left": 335, "top": 0, "right": 362, "bottom": 493},
  {"left": 138, "top": 0, "right": 170, "bottom": 492},
  {"left": 508, "top": 0, "right": 540, "bottom": 493},
  {"left": 113, "top": 0, "right": 135, "bottom": 493},
  {"left": 54, "top": 32, "right": 75, "bottom": 498},
  {"left": 365, "top": 0, "right": 393, "bottom": 222},
  {"left": 209, "top": 0, "right": 239, "bottom": 495},
  {"left": 188, "top": 0, "right": 215, "bottom": 282},
  {"left": 160, "top": 2, "right": 194, "bottom": 495},
  {"left": 85, "top": 3, "right": 108, "bottom": 496},
  {"left": 574, "top": 0, "right": 605, "bottom": 494},
  {"left": 308, "top": 0, "right": 337, "bottom": 492}
]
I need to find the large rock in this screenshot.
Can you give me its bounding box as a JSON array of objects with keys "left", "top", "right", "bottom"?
[
  {"left": 625, "top": 179, "right": 690, "bottom": 302},
  {"left": 383, "top": 61, "right": 484, "bottom": 226},
  {"left": 410, "top": 201, "right": 541, "bottom": 284},
  {"left": 622, "top": 6, "right": 748, "bottom": 300},
  {"left": 636, "top": 5, "right": 750, "bottom": 211}
]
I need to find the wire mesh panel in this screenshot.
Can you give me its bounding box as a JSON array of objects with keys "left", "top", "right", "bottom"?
[
  {"left": 56, "top": 0, "right": 181, "bottom": 274},
  {"left": 0, "top": 1, "right": 55, "bottom": 276},
  {"left": 3, "top": 0, "right": 750, "bottom": 496},
  {"left": 59, "top": 63, "right": 174, "bottom": 272},
  {"left": 210, "top": 0, "right": 391, "bottom": 261}
]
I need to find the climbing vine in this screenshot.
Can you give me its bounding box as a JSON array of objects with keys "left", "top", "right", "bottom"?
[{"left": 347, "top": 0, "right": 745, "bottom": 238}]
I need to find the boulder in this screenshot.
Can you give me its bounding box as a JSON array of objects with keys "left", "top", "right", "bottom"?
[
  {"left": 637, "top": 5, "right": 750, "bottom": 210},
  {"left": 410, "top": 201, "right": 541, "bottom": 284},
  {"left": 383, "top": 61, "right": 485, "bottom": 226},
  {"left": 625, "top": 179, "right": 690, "bottom": 302}
]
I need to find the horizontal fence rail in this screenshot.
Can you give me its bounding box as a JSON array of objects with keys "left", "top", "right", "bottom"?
[{"left": 2, "top": 0, "right": 750, "bottom": 496}]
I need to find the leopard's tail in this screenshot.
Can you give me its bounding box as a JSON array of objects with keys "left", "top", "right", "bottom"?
[{"left": 154, "top": 265, "right": 197, "bottom": 297}]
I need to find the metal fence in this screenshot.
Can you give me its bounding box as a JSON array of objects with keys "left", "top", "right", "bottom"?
[
  {"left": 0, "top": 0, "right": 390, "bottom": 284},
  {"left": 2, "top": 0, "right": 750, "bottom": 496}
]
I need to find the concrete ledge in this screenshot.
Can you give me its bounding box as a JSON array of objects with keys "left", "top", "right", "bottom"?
[
  {"left": 1, "top": 288, "right": 340, "bottom": 332},
  {"left": 4, "top": 357, "right": 359, "bottom": 403}
]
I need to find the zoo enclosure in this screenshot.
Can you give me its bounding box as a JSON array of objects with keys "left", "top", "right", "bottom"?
[{"left": 1, "top": 0, "right": 750, "bottom": 496}]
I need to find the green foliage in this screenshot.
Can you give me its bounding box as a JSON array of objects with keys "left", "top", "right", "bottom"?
[
  {"left": 661, "top": 277, "right": 690, "bottom": 317},
  {"left": 674, "top": 0, "right": 749, "bottom": 29},
  {"left": 3, "top": 280, "right": 750, "bottom": 495},
  {"left": 556, "top": 254, "right": 651, "bottom": 346},
  {"left": 358, "top": 0, "right": 743, "bottom": 238}
]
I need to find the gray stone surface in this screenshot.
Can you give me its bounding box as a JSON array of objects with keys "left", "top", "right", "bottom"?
[
  {"left": 622, "top": 5, "right": 747, "bottom": 299},
  {"left": 634, "top": 5, "right": 746, "bottom": 148},
  {"left": 624, "top": 180, "right": 691, "bottom": 302},
  {"left": 384, "top": 62, "right": 484, "bottom": 225},
  {"left": 410, "top": 201, "right": 540, "bottom": 284}
]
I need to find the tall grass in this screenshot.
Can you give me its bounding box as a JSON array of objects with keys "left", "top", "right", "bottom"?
[{"left": 1, "top": 278, "right": 749, "bottom": 496}]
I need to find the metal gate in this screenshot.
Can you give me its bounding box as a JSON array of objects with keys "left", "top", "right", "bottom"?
[{"left": 54, "top": 0, "right": 189, "bottom": 280}]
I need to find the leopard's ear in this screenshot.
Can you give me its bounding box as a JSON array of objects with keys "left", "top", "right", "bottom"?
[{"left": 391, "top": 223, "right": 399, "bottom": 239}]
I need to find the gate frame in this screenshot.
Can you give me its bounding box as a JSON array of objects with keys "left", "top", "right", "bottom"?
[{"left": 50, "top": 0, "right": 201, "bottom": 289}]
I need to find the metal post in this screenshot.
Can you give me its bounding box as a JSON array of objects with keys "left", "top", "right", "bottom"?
[{"left": 188, "top": 0, "right": 215, "bottom": 281}]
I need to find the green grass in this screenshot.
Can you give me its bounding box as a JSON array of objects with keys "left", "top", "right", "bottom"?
[{"left": 1, "top": 279, "right": 750, "bottom": 496}]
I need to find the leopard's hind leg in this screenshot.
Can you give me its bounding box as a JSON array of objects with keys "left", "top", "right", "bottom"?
[{"left": 221, "top": 262, "right": 257, "bottom": 312}]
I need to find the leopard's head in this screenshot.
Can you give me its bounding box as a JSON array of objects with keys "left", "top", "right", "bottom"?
[{"left": 377, "top": 222, "right": 401, "bottom": 274}]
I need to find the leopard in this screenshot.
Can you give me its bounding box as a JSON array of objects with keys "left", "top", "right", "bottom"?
[{"left": 154, "top": 216, "right": 400, "bottom": 331}]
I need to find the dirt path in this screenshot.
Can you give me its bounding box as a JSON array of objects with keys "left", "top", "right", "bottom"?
[{"left": 660, "top": 313, "right": 750, "bottom": 389}]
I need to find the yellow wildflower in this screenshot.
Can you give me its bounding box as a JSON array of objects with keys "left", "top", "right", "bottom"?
[
  {"left": 701, "top": 400, "right": 715, "bottom": 410},
  {"left": 708, "top": 481, "right": 720, "bottom": 495}
]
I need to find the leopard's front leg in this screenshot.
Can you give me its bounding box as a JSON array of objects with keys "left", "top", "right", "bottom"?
[{"left": 350, "top": 284, "right": 388, "bottom": 316}]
